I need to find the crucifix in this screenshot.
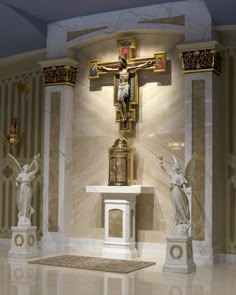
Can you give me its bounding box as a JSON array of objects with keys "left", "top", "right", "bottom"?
[{"left": 88, "top": 37, "right": 167, "bottom": 133}]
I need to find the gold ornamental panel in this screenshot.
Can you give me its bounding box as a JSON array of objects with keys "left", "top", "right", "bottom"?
[
  {"left": 108, "top": 209, "right": 123, "bottom": 238},
  {"left": 181, "top": 49, "right": 221, "bottom": 74},
  {"left": 42, "top": 65, "right": 78, "bottom": 86}
]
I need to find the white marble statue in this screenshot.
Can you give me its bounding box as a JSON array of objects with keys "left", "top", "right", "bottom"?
[
  {"left": 158, "top": 154, "right": 196, "bottom": 235},
  {"left": 8, "top": 153, "right": 40, "bottom": 227}
]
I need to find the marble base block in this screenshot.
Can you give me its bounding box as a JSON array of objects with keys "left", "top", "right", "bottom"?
[
  {"left": 103, "top": 242, "right": 138, "bottom": 259},
  {"left": 163, "top": 234, "right": 196, "bottom": 274},
  {"left": 9, "top": 226, "right": 39, "bottom": 258}
]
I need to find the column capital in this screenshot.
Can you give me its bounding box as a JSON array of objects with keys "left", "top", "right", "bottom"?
[
  {"left": 39, "top": 58, "right": 78, "bottom": 87},
  {"left": 177, "top": 41, "right": 224, "bottom": 75}
]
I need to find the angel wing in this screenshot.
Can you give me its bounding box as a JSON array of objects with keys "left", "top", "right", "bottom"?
[
  {"left": 8, "top": 153, "right": 21, "bottom": 175},
  {"left": 184, "top": 152, "right": 197, "bottom": 185},
  {"left": 29, "top": 153, "right": 40, "bottom": 170}
]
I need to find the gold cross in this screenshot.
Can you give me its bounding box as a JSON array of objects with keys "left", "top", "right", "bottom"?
[{"left": 88, "top": 37, "right": 166, "bottom": 134}]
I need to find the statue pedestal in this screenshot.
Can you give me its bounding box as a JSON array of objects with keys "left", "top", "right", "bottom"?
[
  {"left": 163, "top": 233, "right": 196, "bottom": 274},
  {"left": 86, "top": 185, "right": 153, "bottom": 259},
  {"left": 9, "top": 226, "right": 39, "bottom": 258}
]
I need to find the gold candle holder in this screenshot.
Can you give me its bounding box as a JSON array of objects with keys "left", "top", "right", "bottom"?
[{"left": 7, "top": 118, "right": 19, "bottom": 146}]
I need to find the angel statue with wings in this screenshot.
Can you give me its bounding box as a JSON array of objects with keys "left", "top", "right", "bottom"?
[
  {"left": 158, "top": 154, "right": 196, "bottom": 235},
  {"left": 8, "top": 153, "right": 40, "bottom": 227}
]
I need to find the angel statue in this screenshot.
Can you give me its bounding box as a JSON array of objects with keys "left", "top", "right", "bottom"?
[
  {"left": 8, "top": 153, "right": 40, "bottom": 227},
  {"left": 158, "top": 154, "right": 196, "bottom": 235}
]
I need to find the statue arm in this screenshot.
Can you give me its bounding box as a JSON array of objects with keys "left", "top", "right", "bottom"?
[
  {"left": 98, "top": 65, "right": 117, "bottom": 72},
  {"left": 128, "top": 60, "right": 153, "bottom": 70},
  {"left": 30, "top": 159, "right": 39, "bottom": 176},
  {"left": 16, "top": 174, "right": 21, "bottom": 188},
  {"left": 28, "top": 154, "right": 40, "bottom": 178},
  {"left": 180, "top": 174, "right": 189, "bottom": 187},
  {"left": 16, "top": 180, "right": 19, "bottom": 188}
]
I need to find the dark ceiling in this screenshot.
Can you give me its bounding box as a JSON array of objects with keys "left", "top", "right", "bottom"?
[{"left": 0, "top": 0, "right": 235, "bottom": 59}]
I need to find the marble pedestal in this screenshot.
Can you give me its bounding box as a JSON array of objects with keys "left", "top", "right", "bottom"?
[
  {"left": 163, "top": 233, "right": 196, "bottom": 274},
  {"left": 9, "top": 226, "right": 39, "bottom": 258},
  {"left": 86, "top": 185, "right": 153, "bottom": 259}
]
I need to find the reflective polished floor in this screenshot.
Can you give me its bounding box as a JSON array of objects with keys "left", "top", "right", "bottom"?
[{"left": 1, "top": 250, "right": 236, "bottom": 295}]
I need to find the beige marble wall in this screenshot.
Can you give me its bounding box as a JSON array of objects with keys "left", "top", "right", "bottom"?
[{"left": 72, "top": 33, "right": 185, "bottom": 242}]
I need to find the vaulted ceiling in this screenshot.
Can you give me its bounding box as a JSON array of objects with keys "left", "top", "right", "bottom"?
[{"left": 0, "top": 0, "right": 234, "bottom": 58}]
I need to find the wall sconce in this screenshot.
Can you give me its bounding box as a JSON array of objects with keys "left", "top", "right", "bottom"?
[{"left": 7, "top": 118, "right": 19, "bottom": 146}]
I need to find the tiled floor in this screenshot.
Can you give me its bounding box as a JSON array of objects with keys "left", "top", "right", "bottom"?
[{"left": 0, "top": 250, "right": 236, "bottom": 295}]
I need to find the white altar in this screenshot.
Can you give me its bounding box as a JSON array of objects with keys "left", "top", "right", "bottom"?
[{"left": 86, "top": 185, "right": 153, "bottom": 259}]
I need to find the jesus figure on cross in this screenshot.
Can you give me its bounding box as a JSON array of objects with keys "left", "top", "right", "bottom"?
[{"left": 99, "top": 56, "right": 153, "bottom": 122}]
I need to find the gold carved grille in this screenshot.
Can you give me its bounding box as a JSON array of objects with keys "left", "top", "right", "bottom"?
[
  {"left": 181, "top": 49, "right": 221, "bottom": 74},
  {"left": 42, "top": 65, "right": 78, "bottom": 86}
]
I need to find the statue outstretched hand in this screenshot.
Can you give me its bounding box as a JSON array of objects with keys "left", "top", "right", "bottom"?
[{"left": 157, "top": 154, "right": 163, "bottom": 164}]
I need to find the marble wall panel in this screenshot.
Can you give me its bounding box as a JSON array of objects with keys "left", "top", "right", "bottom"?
[
  {"left": 48, "top": 92, "right": 60, "bottom": 232},
  {"left": 109, "top": 209, "right": 123, "bottom": 238},
  {"left": 72, "top": 33, "right": 185, "bottom": 242},
  {"left": 192, "top": 80, "right": 205, "bottom": 240},
  {"left": 212, "top": 72, "right": 226, "bottom": 254}
]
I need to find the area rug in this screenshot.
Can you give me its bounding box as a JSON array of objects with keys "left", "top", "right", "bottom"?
[{"left": 29, "top": 255, "right": 156, "bottom": 273}]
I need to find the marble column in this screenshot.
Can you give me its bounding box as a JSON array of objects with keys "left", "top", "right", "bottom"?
[
  {"left": 225, "top": 49, "right": 236, "bottom": 255},
  {"left": 39, "top": 58, "right": 78, "bottom": 252},
  {"left": 177, "top": 41, "right": 224, "bottom": 262}
]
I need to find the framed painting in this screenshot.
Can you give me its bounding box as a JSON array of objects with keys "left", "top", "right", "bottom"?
[
  {"left": 88, "top": 60, "right": 99, "bottom": 79},
  {"left": 154, "top": 52, "right": 166, "bottom": 72},
  {"left": 117, "top": 37, "right": 136, "bottom": 61}
]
